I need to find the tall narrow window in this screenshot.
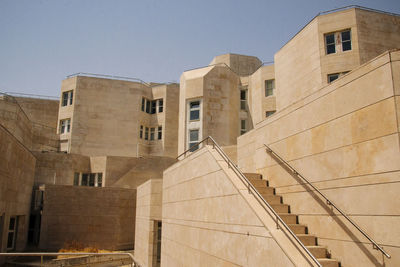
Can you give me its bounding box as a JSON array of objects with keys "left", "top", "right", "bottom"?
[
  {"left": 73, "top": 173, "right": 80, "bottom": 186},
  {"left": 97, "top": 173, "right": 103, "bottom": 187},
  {"left": 81, "top": 174, "right": 88, "bottom": 186},
  {"left": 325, "top": 33, "right": 336, "bottom": 54},
  {"left": 240, "top": 90, "right": 246, "bottom": 110},
  {"left": 154, "top": 221, "right": 162, "bottom": 264},
  {"left": 158, "top": 126, "right": 162, "bottom": 140},
  {"left": 189, "top": 129, "right": 199, "bottom": 152},
  {"left": 60, "top": 119, "right": 71, "bottom": 134},
  {"left": 341, "top": 30, "right": 351, "bottom": 51},
  {"left": 189, "top": 101, "right": 200, "bottom": 121},
  {"left": 150, "top": 127, "right": 155, "bottom": 140},
  {"left": 141, "top": 98, "right": 145, "bottom": 112},
  {"left": 61, "top": 91, "right": 73, "bottom": 106},
  {"left": 150, "top": 101, "right": 157, "bottom": 114},
  {"left": 139, "top": 125, "right": 143, "bottom": 139},
  {"left": 7, "top": 216, "right": 17, "bottom": 251},
  {"left": 265, "top": 80, "right": 275, "bottom": 97},
  {"left": 89, "top": 174, "right": 96, "bottom": 186},
  {"left": 146, "top": 100, "right": 150, "bottom": 113},
  {"left": 240, "top": 120, "right": 246, "bottom": 135},
  {"left": 145, "top": 127, "right": 149, "bottom": 140},
  {"left": 158, "top": 99, "right": 163, "bottom": 113}
]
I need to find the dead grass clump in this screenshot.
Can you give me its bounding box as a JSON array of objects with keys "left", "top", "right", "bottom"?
[{"left": 57, "top": 241, "right": 111, "bottom": 259}]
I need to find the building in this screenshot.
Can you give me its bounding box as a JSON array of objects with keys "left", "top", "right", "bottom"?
[{"left": 0, "top": 5, "right": 400, "bottom": 267}]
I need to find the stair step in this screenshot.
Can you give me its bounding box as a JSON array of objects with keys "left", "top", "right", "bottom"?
[
  {"left": 288, "top": 224, "right": 307, "bottom": 234},
  {"left": 243, "top": 173, "right": 262, "bottom": 180},
  {"left": 270, "top": 204, "right": 289, "bottom": 213},
  {"left": 306, "top": 246, "right": 328, "bottom": 258},
  {"left": 318, "top": 258, "right": 340, "bottom": 267},
  {"left": 255, "top": 186, "right": 275, "bottom": 195},
  {"left": 278, "top": 213, "right": 297, "bottom": 224},
  {"left": 296, "top": 234, "right": 316, "bottom": 246},
  {"left": 249, "top": 179, "right": 268, "bottom": 187},
  {"left": 261, "top": 194, "right": 282, "bottom": 204}
]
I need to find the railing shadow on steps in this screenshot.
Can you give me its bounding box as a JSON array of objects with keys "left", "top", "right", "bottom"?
[
  {"left": 264, "top": 144, "right": 391, "bottom": 264},
  {"left": 177, "top": 136, "right": 323, "bottom": 267}
]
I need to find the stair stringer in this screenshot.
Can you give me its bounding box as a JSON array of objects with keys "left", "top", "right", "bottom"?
[{"left": 207, "top": 146, "right": 319, "bottom": 267}]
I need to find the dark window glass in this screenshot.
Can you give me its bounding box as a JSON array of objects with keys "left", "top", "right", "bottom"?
[
  {"left": 325, "top": 33, "right": 335, "bottom": 54},
  {"left": 150, "top": 128, "right": 155, "bottom": 140},
  {"left": 328, "top": 74, "right": 339, "bottom": 83},
  {"left": 266, "top": 111, "right": 276, "bottom": 117},
  {"left": 240, "top": 90, "right": 246, "bottom": 110},
  {"left": 151, "top": 101, "right": 156, "bottom": 114},
  {"left": 139, "top": 125, "right": 143, "bottom": 139},
  {"left": 158, "top": 99, "right": 163, "bottom": 113},
  {"left": 146, "top": 100, "right": 150, "bottom": 113},
  {"left": 265, "top": 80, "right": 274, "bottom": 97},
  {"left": 73, "top": 173, "right": 79, "bottom": 186},
  {"left": 145, "top": 127, "right": 149, "bottom": 140},
  {"left": 69, "top": 91, "right": 73, "bottom": 105},
  {"left": 190, "top": 110, "right": 199, "bottom": 120},
  {"left": 9, "top": 218, "right": 15, "bottom": 231},
  {"left": 341, "top": 30, "right": 351, "bottom": 51},
  {"left": 190, "top": 101, "right": 199, "bottom": 109},
  {"left": 158, "top": 126, "right": 162, "bottom": 140},
  {"left": 97, "top": 173, "right": 103, "bottom": 187},
  {"left": 89, "top": 174, "right": 95, "bottom": 186},
  {"left": 7, "top": 232, "right": 14, "bottom": 249},
  {"left": 81, "top": 174, "right": 88, "bottom": 186},
  {"left": 141, "top": 98, "right": 145, "bottom": 112},
  {"left": 62, "top": 92, "right": 68, "bottom": 106},
  {"left": 189, "top": 129, "right": 199, "bottom": 152}
]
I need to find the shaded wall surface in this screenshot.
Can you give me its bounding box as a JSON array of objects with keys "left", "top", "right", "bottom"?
[
  {"left": 134, "top": 179, "right": 163, "bottom": 267},
  {"left": 0, "top": 125, "right": 36, "bottom": 253},
  {"left": 161, "top": 146, "right": 311, "bottom": 267},
  {"left": 39, "top": 185, "right": 136, "bottom": 251},
  {"left": 238, "top": 51, "right": 400, "bottom": 266}
]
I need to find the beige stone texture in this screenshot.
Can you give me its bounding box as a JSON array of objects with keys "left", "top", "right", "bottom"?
[
  {"left": 237, "top": 51, "right": 400, "bottom": 266},
  {"left": 58, "top": 76, "right": 179, "bottom": 158},
  {"left": 162, "top": 146, "right": 323, "bottom": 267},
  {"left": 14, "top": 97, "right": 59, "bottom": 129},
  {"left": 209, "top": 53, "right": 262, "bottom": 76},
  {"left": 39, "top": 184, "right": 136, "bottom": 251},
  {"left": 134, "top": 179, "right": 163, "bottom": 267},
  {"left": 0, "top": 124, "right": 36, "bottom": 253}
]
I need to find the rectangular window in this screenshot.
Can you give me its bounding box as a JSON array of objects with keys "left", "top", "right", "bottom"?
[
  {"left": 7, "top": 216, "right": 18, "bottom": 251},
  {"left": 60, "top": 119, "right": 71, "bottom": 134},
  {"left": 240, "top": 90, "right": 246, "bottom": 110},
  {"left": 61, "top": 91, "right": 73, "bottom": 106},
  {"left": 73, "top": 172, "right": 80, "bottom": 186},
  {"left": 145, "top": 127, "right": 149, "bottom": 140},
  {"left": 140, "top": 125, "right": 143, "bottom": 139},
  {"left": 146, "top": 99, "right": 150, "bottom": 113},
  {"left": 325, "top": 33, "right": 336, "bottom": 54},
  {"left": 341, "top": 30, "right": 351, "bottom": 51},
  {"left": 97, "top": 173, "right": 103, "bottom": 187},
  {"left": 266, "top": 110, "right": 276, "bottom": 117},
  {"left": 158, "top": 126, "right": 162, "bottom": 140},
  {"left": 150, "top": 100, "right": 157, "bottom": 114},
  {"left": 158, "top": 99, "right": 163, "bottom": 113},
  {"left": 150, "top": 127, "right": 155, "bottom": 140},
  {"left": 154, "top": 221, "right": 162, "bottom": 264},
  {"left": 141, "top": 98, "right": 145, "bottom": 112},
  {"left": 89, "top": 173, "right": 96, "bottom": 186},
  {"left": 240, "top": 119, "right": 246, "bottom": 135},
  {"left": 188, "top": 129, "right": 199, "bottom": 152},
  {"left": 189, "top": 101, "right": 200, "bottom": 121},
  {"left": 265, "top": 79, "right": 275, "bottom": 97},
  {"left": 81, "top": 174, "right": 88, "bottom": 186}
]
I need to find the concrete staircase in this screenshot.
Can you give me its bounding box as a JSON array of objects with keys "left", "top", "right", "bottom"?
[{"left": 243, "top": 173, "right": 341, "bottom": 267}]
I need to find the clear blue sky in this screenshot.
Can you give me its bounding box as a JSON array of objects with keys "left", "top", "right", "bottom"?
[{"left": 1, "top": 0, "right": 399, "bottom": 97}]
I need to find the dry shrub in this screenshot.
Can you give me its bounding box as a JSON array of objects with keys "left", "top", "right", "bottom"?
[{"left": 57, "top": 241, "right": 111, "bottom": 259}]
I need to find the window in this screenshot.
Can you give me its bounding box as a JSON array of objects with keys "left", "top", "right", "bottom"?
[
  {"left": 62, "top": 90, "right": 73, "bottom": 106},
  {"left": 146, "top": 99, "right": 150, "bottom": 113},
  {"left": 150, "top": 127, "right": 155, "bottom": 140},
  {"left": 7, "top": 216, "right": 17, "bottom": 251},
  {"left": 265, "top": 79, "right": 275, "bottom": 97},
  {"left": 266, "top": 111, "right": 276, "bottom": 118},
  {"left": 328, "top": 73, "right": 339, "bottom": 83},
  {"left": 189, "top": 101, "right": 200, "bottom": 121},
  {"left": 150, "top": 100, "right": 157, "bottom": 114},
  {"left": 158, "top": 126, "right": 162, "bottom": 140},
  {"left": 81, "top": 173, "right": 89, "bottom": 186},
  {"left": 325, "top": 29, "right": 352, "bottom": 55},
  {"left": 154, "top": 221, "right": 162, "bottom": 264},
  {"left": 240, "top": 90, "right": 247, "bottom": 110},
  {"left": 97, "top": 173, "right": 103, "bottom": 187},
  {"left": 140, "top": 125, "right": 143, "bottom": 139},
  {"left": 341, "top": 30, "right": 351, "bottom": 51},
  {"left": 188, "top": 129, "right": 199, "bottom": 152},
  {"left": 60, "top": 119, "right": 71, "bottom": 134},
  {"left": 145, "top": 127, "right": 149, "bottom": 140},
  {"left": 141, "top": 98, "right": 145, "bottom": 112},
  {"left": 325, "top": 33, "right": 336, "bottom": 54},
  {"left": 73, "top": 172, "right": 79, "bottom": 186},
  {"left": 240, "top": 120, "right": 246, "bottom": 135},
  {"left": 158, "top": 99, "right": 163, "bottom": 113},
  {"left": 89, "top": 173, "right": 96, "bottom": 186}
]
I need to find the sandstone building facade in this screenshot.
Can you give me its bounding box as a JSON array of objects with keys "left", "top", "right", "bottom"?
[{"left": 0, "top": 5, "right": 400, "bottom": 267}]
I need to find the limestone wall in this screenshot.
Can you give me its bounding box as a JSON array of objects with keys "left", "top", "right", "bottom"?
[
  {"left": 39, "top": 184, "right": 136, "bottom": 251},
  {"left": 0, "top": 124, "right": 36, "bottom": 253},
  {"left": 237, "top": 51, "right": 400, "bottom": 266},
  {"left": 161, "top": 146, "right": 315, "bottom": 267},
  {"left": 134, "top": 179, "right": 163, "bottom": 267}
]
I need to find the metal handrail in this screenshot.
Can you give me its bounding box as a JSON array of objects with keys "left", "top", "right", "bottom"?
[
  {"left": 0, "top": 252, "right": 138, "bottom": 267},
  {"left": 177, "top": 136, "right": 322, "bottom": 267},
  {"left": 4, "top": 92, "right": 59, "bottom": 100},
  {"left": 264, "top": 144, "right": 391, "bottom": 259},
  {"left": 66, "top": 72, "right": 150, "bottom": 86}
]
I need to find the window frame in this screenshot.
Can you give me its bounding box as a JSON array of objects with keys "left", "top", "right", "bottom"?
[
  {"left": 145, "top": 127, "right": 149, "bottom": 140},
  {"left": 240, "top": 90, "right": 247, "bottom": 110},
  {"left": 139, "top": 125, "right": 143, "bottom": 139},
  {"left": 158, "top": 99, "right": 163, "bottom": 113},
  {"left": 188, "top": 129, "right": 200, "bottom": 152},
  {"left": 61, "top": 90, "right": 73, "bottom": 107},
  {"left": 7, "top": 216, "right": 17, "bottom": 251},
  {"left": 325, "top": 33, "right": 336, "bottom": 54},
  {"left": 158, "top": 126, "right": 162, "bottom": 140},
  {"left": 265, "top": 79, "right": 275, "bottom": 97},
  {"left": 150, "top": 127, "right": 155, "bottom": 140},
  {"left": 341, "top": 30, "right": 352, "bottom": 52},
  {"left": 240, "top": 119, "right": 246, "bottom": 135},
  {"left": 60, "top": 119, "right": 71, "bottom": 134},
  {"left": 189, "top": 101, "right": 200, "bottom": 121}
]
